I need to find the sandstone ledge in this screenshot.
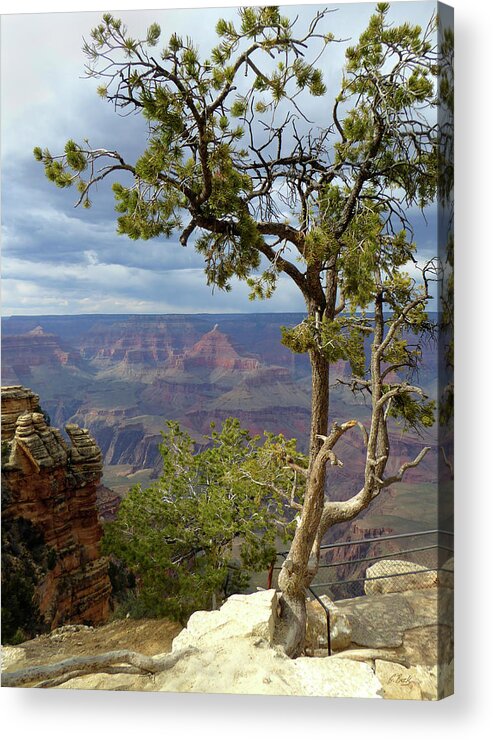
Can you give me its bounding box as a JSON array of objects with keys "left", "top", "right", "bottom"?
[
  {"left": 2, "top": 587, "right": 453, "bottom": 699},
  {"left": 57, "top": 590, "right": 383, "bottom": 698}
]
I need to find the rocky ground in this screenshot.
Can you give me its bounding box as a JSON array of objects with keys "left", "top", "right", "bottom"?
[
  {"left": 2, "top": 582, "right": 453, "bottom": 700},
  {"left": 2, "top": 618, "right": 181, "bottom": 674}
]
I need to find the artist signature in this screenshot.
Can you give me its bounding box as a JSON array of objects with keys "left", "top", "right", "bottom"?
[{"left": 388, "top": 673, "right": 414, "bottom": 685}]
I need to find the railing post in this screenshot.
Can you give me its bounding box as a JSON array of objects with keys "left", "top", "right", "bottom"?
[
  {"left": 268, "top": 529, "right": 453, "bottom": 657},
  {"left": 308, "top": 586, "right": 331, "bottom": 657},
  {"left": 326, "top": 607, "right": 331, "bottom": 657}
]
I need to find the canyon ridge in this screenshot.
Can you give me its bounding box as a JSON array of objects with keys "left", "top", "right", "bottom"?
[{"left": 1, "top": 313, "right": 446, "bottom": 544}]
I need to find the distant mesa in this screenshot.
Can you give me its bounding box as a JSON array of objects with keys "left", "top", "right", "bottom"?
[
  {"left": 27, "top": 325, "right": 49, "bottom": 336},
  {"left": 1, "top": 326, "right": 83, "bottom": 385}
]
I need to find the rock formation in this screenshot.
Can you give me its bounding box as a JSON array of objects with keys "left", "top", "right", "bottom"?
[
  {"left": 95, "top": 485, "right": 122, "bottom": 522},
  {"left": 364, "top": 559, "right": 439, "bottom": 595},
  {"left": 183, "top": 326, "right": 260, "bottom": 371},
  {"left": 2, "top": 582, "right": 453, "bottom": 699},
  {"left": 1, "top": 386, "right": 111, "bottom": 639},
  {"left": 1, "top": 328, "right": 84, "bottom": 386},
  {"left": 1, "top": 386, "right": 42, "bottom": 441}
]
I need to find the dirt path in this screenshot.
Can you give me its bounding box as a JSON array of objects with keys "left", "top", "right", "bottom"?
[{"left": 2, "top": 619, "right": 183, "bottom": 673}]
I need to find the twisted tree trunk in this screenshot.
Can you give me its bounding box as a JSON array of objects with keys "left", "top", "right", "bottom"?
[
  {"left": 277, "top": 348, "right": 330, "bottom": 657},
  {"left": 276, "top": 289, "right": 432, "bottom": 658}
]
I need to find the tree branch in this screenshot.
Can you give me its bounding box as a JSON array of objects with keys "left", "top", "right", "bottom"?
[
  {"left": 379, "top": 446, "right": 431, "bottom": 488},
  {"left": 1, "top": 648, "right": 197, "bottom": 688},
  {"left": 375, "top": 383, "right": 426, "bottom": 410}
]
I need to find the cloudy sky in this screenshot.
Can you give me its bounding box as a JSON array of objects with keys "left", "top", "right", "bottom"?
[{"left": 1, "top": 0, "right": 438, "bottom": 316}]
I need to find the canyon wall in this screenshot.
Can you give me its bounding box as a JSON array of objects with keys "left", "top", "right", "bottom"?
[
  {"left": 1, "top": 386, "right": 111, "bottom": 640},
  {"left": 1, "top": 314, "right": 441, "bottom": 537}
]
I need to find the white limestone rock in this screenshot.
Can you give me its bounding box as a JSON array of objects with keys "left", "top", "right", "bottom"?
[
  {"left": 153, "top": 639, "right": 382, "bottom": 698},
  {"left": 305, "top": 595, "right": 352, "bottom": 653},
  {"left": 162, "top": 590, "right": 381, "bottom": 698},
  {"left": 365, "top": 560, "right": 438, "bottom": 595},
  {"left": 293, "top": 656, "right": 382, "bottom": 698},
  {"left": 172, "top": 588, "right": 277, "bottom": 651},
  {"left": 1, "top": 646, "right": 26, "bottom": 671}
]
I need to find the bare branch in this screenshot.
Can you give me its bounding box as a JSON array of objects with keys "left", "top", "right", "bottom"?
[
  {"left": 1, "top": 648, "right": 197, "bottom": 688},
  {"left": 379, "top": 446, "right": 431, "bottom": 488},
  {"left": 285, "top": 458, "right": 309, "bottom": 478},
  {"left": 312, "top": 419, "right": 358, "bottom": 472},
  {"left": 375, "top": 383, "right": 427, "bottom": 410}
]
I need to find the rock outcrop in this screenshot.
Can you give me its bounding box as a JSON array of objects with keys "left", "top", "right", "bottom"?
[
  {"left": 364, "top": 559, "right": 439, "bottom": 595},
  {"left": 1, "top": 328, "right": 84, "bottom": 386},
  {"left": 305, "top": 594, "right": 352, "bottom": 654},
  {"left": 1, "top": 386, "right": 42, "bottom": 442},
  {"left": 336, "top": 587, "right": 454, "bottom": 699},
  {"left": 1, "top": 386, "right": 111, "bottom": 639},
  {"left": 48, "top": 590, "right": 384, "bottom": 697},
  {"left": 1, "top": 587, "right": 453, "bottom": 699}
]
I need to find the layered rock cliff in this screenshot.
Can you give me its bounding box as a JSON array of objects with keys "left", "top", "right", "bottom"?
[
  {"left": 1, "top": 386, "right": 111, "bottom": 641},
  {"left": 183, "top": 326, "right": 260, "bottom": 371},
  {"left": 0, "top": 315, "right": 439, "bottom": 523},
  {"left": 1, "top": 327, "right": 84, "bottom": 386}
]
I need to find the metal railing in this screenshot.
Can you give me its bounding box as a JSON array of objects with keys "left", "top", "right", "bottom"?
[
  {"left": 278, "top": 528, "right": 454, "bottom": 558},
  {"left": 272, "top": 528, "right": 454, "bottom": 656}
]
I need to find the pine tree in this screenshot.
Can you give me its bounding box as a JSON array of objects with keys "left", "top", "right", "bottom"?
[
  {"left": 103, "top": 418, "right": 304, "bottom": 622},
  {"left": 36, "top": 5, "right": 440, "bottom": 656}
]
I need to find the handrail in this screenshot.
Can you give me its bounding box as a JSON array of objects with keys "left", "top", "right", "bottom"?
[
  {"left": 268, "top": 529, "right": 455, "bottom": 654},
  {"left": 312, "top": 565, "right": 453, "bottom": 590},
  {"left": 277, "top": 528, "right": 454, "bottom": 557},
  {"left": 271, "top": 542, "right": 454, "bottom": 572},
  {"left": 319, "top": 528, "right": 454, "bottom": 551},
  {"left": 307, "top": 586, "right": 331, "bottom": 657}
]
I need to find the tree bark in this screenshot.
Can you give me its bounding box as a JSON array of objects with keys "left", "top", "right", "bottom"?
[
  {"left": 277, "top": 347, "right": 330, "bottom": 657},
  {"left": 308, "top": 348, "right": 330, "bottom": 466}
]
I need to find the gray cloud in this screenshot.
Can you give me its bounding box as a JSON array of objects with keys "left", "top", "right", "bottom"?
[{"left": 1, "top": 2, "right": 439, "bottom": 316}]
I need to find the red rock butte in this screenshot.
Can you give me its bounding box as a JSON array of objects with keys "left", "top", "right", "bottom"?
[
  {"left": 184, "top": 326, "right": 260, "bottom": 371},
  {"left": 1, "top": 385, "right": 111, "bottom": 629}
]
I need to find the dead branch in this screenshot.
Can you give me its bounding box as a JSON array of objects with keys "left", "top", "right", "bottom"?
[
  {"left": 1, "top": 647, "right": 196, "bottom": 689},
  {"left": 375, "top": 384, "right": 426, "bottom": 410},
  {"left": 379, "top": 446, "right": 431, "bottom": 488},
  {"left": 34, "top": 665, "right": 144, "bottom": 689},
  {"left": 285, "top": 458, "right": 309, "bottom": 478},
  {"left": 316, "top": 435, "right": 343, "bottom": 467}
]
